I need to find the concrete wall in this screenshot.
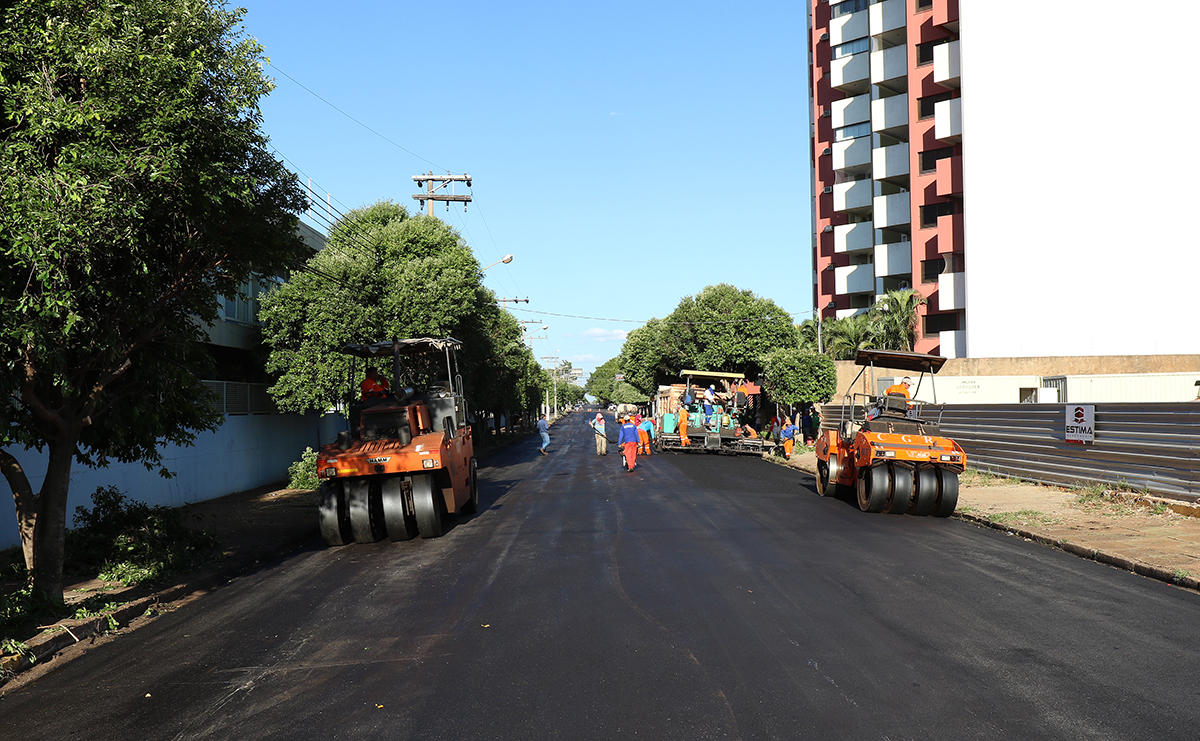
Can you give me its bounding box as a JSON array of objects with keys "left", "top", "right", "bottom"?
[{"left": 0, "top": 412, "right": 345, "bottom": 549}]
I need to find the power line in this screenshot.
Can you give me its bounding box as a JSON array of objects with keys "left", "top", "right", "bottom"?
[
  {"left": 508, "top": 307, "right": 810, "bottom": 325},
  {"left": 267, "top": 62, "right": 446, "bottom": 171}
]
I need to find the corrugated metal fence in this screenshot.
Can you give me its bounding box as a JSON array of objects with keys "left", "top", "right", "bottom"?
[{"left": 818, "top": 402, "right": 1200, "bottom": 500}]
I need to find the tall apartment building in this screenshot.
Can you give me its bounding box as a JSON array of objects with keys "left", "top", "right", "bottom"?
[
  {"left": 808, "top": 1, "right": 1199, "bottom": 360},
  {"left": 808, "top": 0, "right": 963, "bottom": 356}
]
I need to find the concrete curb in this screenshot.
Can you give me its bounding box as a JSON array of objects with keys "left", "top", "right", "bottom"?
[{"left": 954, "top": 511, "right": 1200, "bottom": 593}]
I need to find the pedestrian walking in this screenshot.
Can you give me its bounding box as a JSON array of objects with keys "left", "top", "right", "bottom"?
[
  {"left": 618, "top": 415, "right": 640, "bottom": 471},
  {"left": 588, "top": 413, "right": 607, "bottom": 456},
  {"left": 537, "top": 413, "right": 550, "bottom": 455}
]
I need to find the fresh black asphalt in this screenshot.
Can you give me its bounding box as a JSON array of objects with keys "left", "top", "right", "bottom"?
[{"left": 4, "top": 411, "right": 1200, "bottom": 739}]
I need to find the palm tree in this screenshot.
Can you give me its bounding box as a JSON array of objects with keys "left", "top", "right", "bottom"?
[
  {"left": 823, "top": 312, "right": 875, "bottom": 360},
  {"left": 796, "top": 318, "right": 820, "bottom": 353},
  {"left": 871, "top": 289, "right": 927, "bottom": 352}
]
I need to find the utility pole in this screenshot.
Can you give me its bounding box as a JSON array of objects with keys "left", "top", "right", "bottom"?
[
  {"left": 541, "top": 356, "right": 560, "bottom": 418},
  {"left": 412, "top": 172, "right": 472, "bottom": 216},
  {"left": 497, "top": 298, "right": 529, "bottom": 305}
]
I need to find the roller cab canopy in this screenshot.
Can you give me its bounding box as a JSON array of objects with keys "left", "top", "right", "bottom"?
[
  {"left": 854, "top": 350, "right": 948, "bottom": 375},
  {"left": 342, "top": 337, "right": 463, "bottom": 358}
]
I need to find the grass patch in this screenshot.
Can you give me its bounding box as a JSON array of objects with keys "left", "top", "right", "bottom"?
[
  {"left": 1173, "top": 569, "right": 1194, "bottom": 584},
  {"left": 961, "top": 468, "right": 1016, "bottom": 487},
  {"left": 987, "top": 509, "right": 1059, "bottom": 527}
]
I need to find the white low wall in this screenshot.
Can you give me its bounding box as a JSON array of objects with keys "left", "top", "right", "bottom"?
[{"left": 0, "top": 412, "right": 346, "bottom": 549}]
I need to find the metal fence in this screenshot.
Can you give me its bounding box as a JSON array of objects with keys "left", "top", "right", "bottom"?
[{"left": 818, "top": 402, "right": 1200, "bottom": 500}]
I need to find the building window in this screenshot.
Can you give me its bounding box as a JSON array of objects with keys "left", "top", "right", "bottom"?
[
  {"left": 835, "top": 121, "right": 871, "bottom": 141},
  {"left": 916, "top": 42, "right": 937, "bottom": 66},
  {"left": 919, "top": 146, "right": 954, "bottom": 173},
  {"left": 833, "top": 37, "right": 869, "bottom": 59},
  {"left": 920, "top": 201, "right": 955, "bottom": 228},
  {"left": 916, "top": 0, "right": 933, "bottom": 11},
  {"left": 924, "top": 312, "right": 959, "bottom": 335},
  {"left": 917, "top": 92, "right": 953, "bottom": 120},
  {"left": 832, "top": 0, "right": 870, "bottom": 18},
  {"left": 921, "top": 258, "right": 946, "bottom": 283}
]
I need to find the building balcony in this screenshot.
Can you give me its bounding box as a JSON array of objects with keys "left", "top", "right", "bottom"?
[
  {"left": 831, "top": 52, "right": 870, "bottom": 93},
  {"left": 934, "top": 0, "right": 959, "bottom": 32},
  {"left": 936, "top": 212, "right": 963, "bottom": 254},
  {"left": 873, "top": 191, "right": 910, "bottom": 228},
  {"left": 831, "top": 94, "right": 869, "bottom": 129},
  {"left": 834, "top": 222, "right": 874, "bottom": 254},
  {"left": 935, "top": 97, "right": 962, "bottom": 142},
  {"left": 873, "top": 142, "right": 909, "bottom": 182},
  {"left": 836, "top": 263, "right": 875, "bottom": 295},
  {"left": 938, "top": 271, "right": 966, "bottom": 310},
  {"left": 940, "top": 329, "right": 966, "bottom": 358},
  {"left": 936, "top": 154, "right": 962, "bottom": 197},
  {"left": 833, "top": 137, "right": 871, "bottom": 171},
  {"left": 934, "top": 40, "right": 960, "bottom": 88},
  {"left": 833, "top": 180, "right": 873, "bottom": 213},
  {"left": 836, "top": 306, "right": 871, "bottom": 320},
  {"left": 874, "top": 241, "right": 912, "bottom": 277},
  {"left": 871, "top": 93, "right": 908, "bottom": 138},
  {"left": 870, "top": 45, "right": 906, "bottom": 86},
  {"left": 829, "top": 10, "right": 868, "bottom": 47},
  {"left": 869, "top": 0, "right": 906, "bottom": 39}
]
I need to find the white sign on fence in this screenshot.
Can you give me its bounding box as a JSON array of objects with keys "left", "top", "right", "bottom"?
[{"left": 1065, "top": 404, "right": 1095, "bottom": 443}]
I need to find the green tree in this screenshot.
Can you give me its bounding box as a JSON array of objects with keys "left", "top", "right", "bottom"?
[
  {"left": 259, "top": 202, "right": 543, "bottom": 433},
  {"left": 871, "top": 289, "right": 927, "bottom": 352},
  {"left": 0, "top": 0, "right": 308, "bottom": 604},
  {"left": 821, "top": 312, "right": 875, "bottom": 361},
  {"left": 759, "top": 348, "right": 838, "bottom": 406},
  {"left": 617, "top": 285, "right": 797, "bottom": 392}
]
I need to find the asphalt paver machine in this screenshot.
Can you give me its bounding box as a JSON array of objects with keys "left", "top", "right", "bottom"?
[
  {"left": 814, "top": 349, "right": 966, "bottom": 515},
  {"left": 316, "top": 337, "right": 477, "bottom": 545}
]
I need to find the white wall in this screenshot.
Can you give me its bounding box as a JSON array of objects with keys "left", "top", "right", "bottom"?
[
  {"left": 0, "top": 412, "right": 344, "bottom": 549},
  {"left": 959, "top": 0, "right": 1200, "bottom": 357}
]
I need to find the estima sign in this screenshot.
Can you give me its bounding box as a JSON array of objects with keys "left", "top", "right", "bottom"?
[{"left": 1065, "top": 405, "right": 1095, "bottom": 444}]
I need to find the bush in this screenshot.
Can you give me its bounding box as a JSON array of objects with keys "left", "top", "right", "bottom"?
[
  {"left": 288, "top": 447, "right": 320, "bottom": 490},
  {"left": 66, "top": 486, "right": 219, "bottom": 586}
]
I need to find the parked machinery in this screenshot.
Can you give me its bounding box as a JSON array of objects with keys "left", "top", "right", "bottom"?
[
  {"left": 814, "top": 350, "right": 966, "bottom": 516},
  {"left": 316, "top": 337, "right": 477, "bottom": 545}
]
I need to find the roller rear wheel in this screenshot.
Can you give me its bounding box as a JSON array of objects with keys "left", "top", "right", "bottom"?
[
  {"left": 318, "top": 480, "right": 352, "bottom": 546},
  {"left": 933, "top": 468, "right": 959, "bottom": 517},
  {"left": 348, "top": 479, "right": 386, "bottom": 543},
  {"left": 857, "top": 464, "right": 888, "bottom": 513},
  {"left": 816, "top": 459, "right": 832, "bottom": 496},
  {"left": 381, "top": 477, "right": 417, "bottom": 541},
  {"left": 412, "top": 473, "right": 444, "bottom": 538},
  {"left": 885, "top": 464, "right": 913, "bottom": 514},
  {"left": 462, "top": 458, "right": 480, "bottom": 514},
  {"left": 911, "top": 468, "right": 938, "bottom": 516}
]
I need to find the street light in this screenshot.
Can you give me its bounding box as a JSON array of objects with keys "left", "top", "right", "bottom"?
[{"left": 482, "top": 254, "right": 514, "bottom": 271}]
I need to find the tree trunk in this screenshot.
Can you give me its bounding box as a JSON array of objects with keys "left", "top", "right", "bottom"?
[
  {"left": 31, "top": 438, "right": 78, "bottom": 606},
  {"left": 0, "top": 449, "right": 38, "bottom": 574}
]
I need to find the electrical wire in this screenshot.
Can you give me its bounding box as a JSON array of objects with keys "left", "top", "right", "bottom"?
[{"left": 507, "top": 306, "right": 813, "bottom": 325}]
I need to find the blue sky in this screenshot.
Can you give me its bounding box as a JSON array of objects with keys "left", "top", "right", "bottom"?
[{"left": 243, "top": 0, "right": 814, "bottom": 380}]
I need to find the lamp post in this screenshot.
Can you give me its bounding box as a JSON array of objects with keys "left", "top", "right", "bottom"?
[{"left": 482, "top": 254, "right": 514, "bottom": 272}]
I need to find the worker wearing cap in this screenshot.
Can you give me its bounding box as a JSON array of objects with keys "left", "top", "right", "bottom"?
[
  {"left": 588, "top": 413, "right": 608, "bottom": 456},
  {"left": 885, "top": 377, "right": 912, "bottom": 399},
  {"left": 617, "top": 415, "right": 640, "bottom": 471},
  {"left": 360, "top": 367, "right": 390, "bottom": 401}
]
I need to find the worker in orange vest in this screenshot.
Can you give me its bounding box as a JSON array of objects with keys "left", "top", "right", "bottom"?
[
  {"left": 678, "top": 405, "right": 690, "bottom": 447},
  {"left": 360, "top": 367, "right": 390, "bottom": 401},
  {"left": 884, "top": 377, "right": 912, "bottom": 399}
]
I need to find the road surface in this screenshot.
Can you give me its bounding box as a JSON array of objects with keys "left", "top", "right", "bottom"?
[{"left": 4, "top": 412, "right": 1199, "bottom": 739}]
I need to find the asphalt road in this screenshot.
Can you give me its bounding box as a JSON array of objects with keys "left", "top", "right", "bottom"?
[{"left": 4, "top": 412, "right": 1200, "bottom": 740}]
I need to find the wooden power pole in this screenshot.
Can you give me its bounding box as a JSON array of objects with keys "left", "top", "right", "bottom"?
[{"left": 412, "top": 172, "right": 472, "bottom": 216}]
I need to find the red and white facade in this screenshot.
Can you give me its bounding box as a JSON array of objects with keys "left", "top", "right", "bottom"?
[{"left": 808, "top": 0, "right": 964, "bottom": 356}]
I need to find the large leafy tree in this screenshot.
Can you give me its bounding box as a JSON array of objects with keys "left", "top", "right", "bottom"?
[
  {"left": 759, "top": 348, "right": 838, "bottom": 407},
  {"left": 618, "top": 284, "right": 797, "bottom": 393},
  {"left": 259, "top": 201, "right": 543, "bottom": 430},
  {"left": 585, "top": 357, "right": 648, "bottom": 405},
  {"left": 0, "top": 0, "right": 308, "bottom": 603}
]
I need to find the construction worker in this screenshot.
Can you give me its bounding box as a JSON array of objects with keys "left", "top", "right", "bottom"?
[
  {"left": 637, "top": 415, "right": 655, "bottom": 455},
  {"left": 678, "top": 405, "right": 690, "bottom": 447},
  {"left": 741, "top": 423, "right": 758, "bottom": 438},
  {"left": 588, "top": 413, "right": 607, "bottom": 456},
  {"left": 618, "top": 416, "right": 640, "bottom": 471},
  {"left": 360, "top": 367, "right": 390, "bottom": 401},
  {"left": 780, "top": 418, "right": 798, "bottom": 458},
  {"left": 885, "top": 377, "right": 912, "bottom": 399}
]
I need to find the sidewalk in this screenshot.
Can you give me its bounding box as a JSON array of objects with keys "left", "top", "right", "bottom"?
[{"left": 781, "top": 450, "right": 1200, "bottom": 591}]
